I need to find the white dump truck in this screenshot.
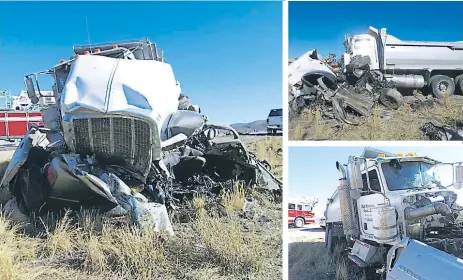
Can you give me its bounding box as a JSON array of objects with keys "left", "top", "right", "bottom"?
[
  {"left": 324, "top": 147, "right": 463, "bottom": 279},
  {"left": 342, "top": 26, "right": 463, "bottom": 98}
]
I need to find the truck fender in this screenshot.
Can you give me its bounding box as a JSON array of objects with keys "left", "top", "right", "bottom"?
[
  {"left": 0, "top": 129, "right": 36, "bottom": 189},
  {"left": 386, "top": 237, "right": 410, "bottom": 274},
  {"left": 0, "top": 128, "right": 49, "bottom": 189}
]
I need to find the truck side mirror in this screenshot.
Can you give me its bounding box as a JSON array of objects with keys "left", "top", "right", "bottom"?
[
  {"left": 350, "top": 189, "right": 361, "bottom": 199},
  {"left": 455, "top": 165, "right": 463, "bottom": 190},
  {"left": 25, "top": 76, "right": 39, "bottom": 104}
]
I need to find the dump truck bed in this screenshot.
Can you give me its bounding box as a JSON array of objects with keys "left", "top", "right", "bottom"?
[{"left": 383, "top": 34, "right": 463, "bottom": 71}]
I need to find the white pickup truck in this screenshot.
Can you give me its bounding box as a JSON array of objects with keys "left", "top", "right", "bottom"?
[{"left": 267, "top": 108, "right": 282, "bottom": 135}]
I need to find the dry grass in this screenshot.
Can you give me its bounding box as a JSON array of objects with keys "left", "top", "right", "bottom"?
[
  {"left": 245, "top": 136, "right": 282, "bottom": 178},
  {"left": 288, "top": 95, "right": 463, "bottom": 140},
  {"left": 0, "top": 137, "right": 282, "bottom": 280},
  {"left": 288, "top": 241, "right": 367, "bottom": 280},
  {"left": 221, "top": 182, "right": 246, "bottom": 216}
]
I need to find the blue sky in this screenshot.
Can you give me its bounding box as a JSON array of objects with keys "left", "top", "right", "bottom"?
[
  {"left": 289, "top": 1, "right": 463, "bottom": 58},
  {"left": 0, "top": 1, "right": 282, "bottom": 124},
  {"left": 289, "top": 146, "right": 463, "bottom": 216}
]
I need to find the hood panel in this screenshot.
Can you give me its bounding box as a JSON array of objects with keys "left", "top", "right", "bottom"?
[{"left": 61, "top": 55, "right": 180, "bottom": 136}]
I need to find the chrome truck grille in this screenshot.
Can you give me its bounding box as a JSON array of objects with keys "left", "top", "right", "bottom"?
[{"left": 73, "top": 117, "right": 152, "bottom": 177}]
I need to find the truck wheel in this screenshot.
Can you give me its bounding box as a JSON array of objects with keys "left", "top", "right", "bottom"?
[
  {"left": 325, "top": 228, "right": 338, "bottom": 252},
  {"left": 456, "top": 74, "right": 463, "bottom": 94},
  {"left": 267, "top": 128, "right": 272, "bottom": 135},
  {"left": 17, "top": 164, "right": 47, "bottom": 214},
  {"left": 430, "top": 75, "right": 455, "bottom": 98},
  {"left": 379, "top": 88, "right": 404, "bottom": 109},
  {"left": 294, "top": 217, "right": 304, "bottom": 228}
]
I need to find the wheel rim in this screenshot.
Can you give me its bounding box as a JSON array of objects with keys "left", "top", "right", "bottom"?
[
  {"left": 385, "top": 95, "right": 397, "bottom": 107},
  {"left": 438, "top": 81, "right": 450, "bottom": 95},
  {"left": 295, "top": 219, "right": 303, "bottom": 227}
]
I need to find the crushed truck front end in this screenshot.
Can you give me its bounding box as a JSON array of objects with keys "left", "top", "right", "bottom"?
[{"left": 325, "top": 147, "right": 463, "bottom": 278}]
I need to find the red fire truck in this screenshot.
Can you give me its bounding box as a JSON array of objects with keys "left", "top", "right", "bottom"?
[
  {"left": 288, "top": 199, "right": 317, "bottom": 228},
  {"left": 0, "top": 90, "right": 52, "bottom": 141}
]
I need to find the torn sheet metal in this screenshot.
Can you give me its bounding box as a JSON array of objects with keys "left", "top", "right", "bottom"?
[
  {"left": 289, "top": 49, "right": 335, "bottom": 88},
  {"left": 421, "top": 121, "right": 463, "bottom": 140}
]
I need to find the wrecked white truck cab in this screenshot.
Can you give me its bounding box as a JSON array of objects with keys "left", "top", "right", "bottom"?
[
  {"left": 1, "top": 39, "right": 281, "bottom": 232},
  {"left": 324, "top": 148, "right": 463, "bottom": 279}
]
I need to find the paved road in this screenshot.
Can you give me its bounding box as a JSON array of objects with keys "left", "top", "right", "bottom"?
[{"left": 288, "top": 223, "right": 326, "bottom": 244}]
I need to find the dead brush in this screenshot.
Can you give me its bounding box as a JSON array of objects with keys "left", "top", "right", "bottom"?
[
  {"left": 289, "top": 242, "right": 351, "bottom": 280},
  {"left": 293, "top": 124, "right": 304, "bottom": 140},
  {"left": 40, "top": 211, "right": 78, "bottom": 259},
  {"left": 312, "top": 107, "right": 333, "bottom": 140},
  {"left": 94, "top": 225, "right": 168, "bottom": 279},
  {"left": 366, "top": 107, "right": 382, "bottom": 139},
  {"left": 194, "top": 210, "right": 265, "bottom": 275},
  {"left": 221, "top": 182, "right": 246, "bottom": 216},
  {"left": 436, "top": 96, "right": 463, "bottom": 126}
]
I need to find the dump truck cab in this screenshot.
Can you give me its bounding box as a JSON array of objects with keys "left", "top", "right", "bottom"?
[
  {"left": 325, "top": 147, "right": 463, "bottom": 278},
  {"left": 344, "top": 33, "right": 380, "bottom": 70}
]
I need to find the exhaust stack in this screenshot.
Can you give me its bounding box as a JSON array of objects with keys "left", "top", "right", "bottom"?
[{"left": 336, "top": 161, "right": 359, "bottom": 238}]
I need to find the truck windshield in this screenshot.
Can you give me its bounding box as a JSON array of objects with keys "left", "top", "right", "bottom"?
[
  {"left": 382, "top": 161, "right": 434, "bottom": 191},
  {"left": 354, "top": 38, "right": 371, "bottom": 50},
  {"left": 268, "top": 109, "right": 282, "bottom": 117}
]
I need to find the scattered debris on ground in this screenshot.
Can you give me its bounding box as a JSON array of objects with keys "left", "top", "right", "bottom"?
[
  {"left": 0, "top": 136, "right": 282, "bottom": 280},
  {"left": 289, "top": 52, "right": 463, "bottom": 141},
  {"left": 289, "top": 24, "right": 463, "bottom": 141}
]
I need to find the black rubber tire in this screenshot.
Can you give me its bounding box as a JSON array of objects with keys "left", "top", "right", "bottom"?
[
  {"left": 294, "top": 217, "right": 304, "bottom": 228},
  {"left": 456, "top": 74, "right": 463, "bottom": 94},
  {"left": 430, "top": 75, "right": 455, "bottom": 98},
  {"left": 324, "top": 227, "right": 329, "bottom": 247},
  {"left": 18, "top": 165, "right": 47, "bottom": 213},
  {"left": 325, "top": 228, "right": 337, "bottom": 252},
  {"left": 267, "top": 128, "right": 272, "bottom": 135},
  {"left": 379, "top": 88, "right": 404, "bottom": 110}
]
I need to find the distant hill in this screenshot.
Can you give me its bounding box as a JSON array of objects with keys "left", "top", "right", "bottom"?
[{"left": 231, "top": 120, "right": 267, "bottom": 134}]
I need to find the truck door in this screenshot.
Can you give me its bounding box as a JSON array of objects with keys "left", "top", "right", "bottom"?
[
  {"left": 356, "top": 167, "right": 388, "bottom": 240},
  {"left": 295, "top": 203, "right": 303, "bottom": 219},
  {"left": 288, "top": 203, "right": 296, "bottom": 224},
  {"left": 303, "top": 204, "right": 315, "bottom": 223}
]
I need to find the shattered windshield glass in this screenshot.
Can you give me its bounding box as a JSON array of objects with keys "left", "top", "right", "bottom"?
[
  {"left": 382, "top": 161, "right": 434, "bottom": 191},
  {"left": 426, "top": 163, "right": 455, "bottom": 188}
]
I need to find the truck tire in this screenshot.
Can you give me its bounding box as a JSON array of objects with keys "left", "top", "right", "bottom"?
[
  {"left": 379, "top": 88, "right": 404, "bottom": 109},
  {"left": 17, "top": 164, "right": 47, "bottom": 214},
  {"left": 456, "top": 74, "right": 463, "bottom": 94},
  {"left": 294, "top": 217, "right": 304, "bottom": 228},
  {"left": 325, "top": 228, "right": 338, "bottom": 252},
  {"left": 430, "top": 75, "right": 455, "bottom": 98}
]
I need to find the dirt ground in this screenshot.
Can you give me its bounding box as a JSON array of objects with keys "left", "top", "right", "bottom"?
[
  {"left": 289, "top": 94, "right": 463, "bottom": 141},
  {"left": 0, "top": 136, "right": 282, "bottom": 280}
]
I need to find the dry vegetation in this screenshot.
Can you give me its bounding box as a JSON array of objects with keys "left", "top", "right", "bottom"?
[
  {"left": 288, "top": 240, "right": 369, "bottom": 280},
  {"left": 289, "top": 95, "right": 463, "bottom": 140},
  {"left": 0, "top": 137, "right": 282, "bottom": 280}
]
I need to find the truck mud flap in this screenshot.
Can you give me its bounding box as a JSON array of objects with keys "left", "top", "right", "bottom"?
[{"left": 387, "top": 239, "right": 463, "bottom": 280}]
